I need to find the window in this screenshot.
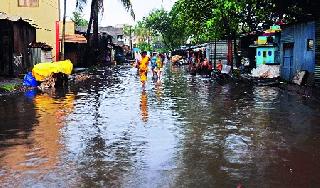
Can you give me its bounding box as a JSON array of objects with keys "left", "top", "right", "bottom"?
[
  {"left": 18, "top": 0, "right": 39, "bottom": 7},
  {"left": 307, "top": 39, "right": 314, "bottom": 51},
  {"left": 268, "top": 51, "right": 272, "bottom": 56},
  {"left": 117, "top": 35, "right": 124, "bottom": 42},
  {"left": 263, "top": 51, "right": 267, "bottom": 57},
  {"left": 258, "top": 51, "right": 261, "bottom": 56}
]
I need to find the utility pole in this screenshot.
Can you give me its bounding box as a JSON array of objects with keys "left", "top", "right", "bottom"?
[
  {"left": 214, "top": 38, "right": 217, "bottom": 70},
  {"left": 61, "top": 0, "right": 67, "bottom": 60},
  {"left": 129, "top": 25, "right": 133, "bottom": 59},
  {"left": 92, "top": 0, "right": 99, "bottom": 49}
]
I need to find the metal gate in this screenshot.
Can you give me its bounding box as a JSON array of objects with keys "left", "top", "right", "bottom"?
[{"left": 207, "top": 40, "right": 234, "bottom": 64}]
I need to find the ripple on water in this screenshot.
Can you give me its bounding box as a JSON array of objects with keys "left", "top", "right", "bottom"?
[{"left": 1, "top": 66, "right": 320, "bottom": 187}]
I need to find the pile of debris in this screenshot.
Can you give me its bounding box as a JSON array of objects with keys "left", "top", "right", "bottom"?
[
  {"left": 292, "top": 70, "right": 310, "bottom": 86},
  {"left": 38, "top": 74, "right": 56, "bottom": 90},
  {"left": 171, "top": 55, "right": 182, "bottom": 63},
  {"left": 251, "top": 65, "right": 280, "bottom": 79}
]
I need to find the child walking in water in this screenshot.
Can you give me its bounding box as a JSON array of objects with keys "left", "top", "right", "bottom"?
[
  {"left": 151, "top": 52, "right": 157, "bottom": 78},
  {"left": 138, "top": 51, "right": 150, "bottom": 88},
  {"left": 155, "top": 54, "right": 164, "bottom": 81}
]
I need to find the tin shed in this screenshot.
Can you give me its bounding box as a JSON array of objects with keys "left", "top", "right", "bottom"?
[
  {"left": 0, "top": 13, "right": 36, "bottom": 76},
  {"left": 280, "top": 21, "right": 316, "bottom": 81}
]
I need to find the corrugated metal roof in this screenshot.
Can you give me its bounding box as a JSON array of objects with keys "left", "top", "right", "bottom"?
[
  {"left": 0, "top": 12, "right": 21, "bottom": 21},
  {"left": 60, "top": 34, "right": 87, "bottom": 44},
  {"left": 0, "top": 12, "right": 38, "bottom": 28},
  {"left": 75, "top": 26, "right": 123, "bottom": 36}
]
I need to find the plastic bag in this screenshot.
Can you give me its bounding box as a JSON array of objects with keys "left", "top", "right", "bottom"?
[
  {"left": 32, "top": 60, "right": 73, "bottom": 81},
  {"left": 23, "top": 72, "right": 38, "bottom": 87}
]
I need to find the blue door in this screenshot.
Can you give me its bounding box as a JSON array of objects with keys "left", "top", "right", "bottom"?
[{"left": 282, "top": 44, "right": 294, "bottom": 81}]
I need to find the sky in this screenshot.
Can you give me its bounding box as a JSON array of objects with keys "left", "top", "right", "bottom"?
[{"left": 63, "top": 0, "right": 176, "bottom": 26}]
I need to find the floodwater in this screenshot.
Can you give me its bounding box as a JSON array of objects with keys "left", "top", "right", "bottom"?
[{"left": 1, "top": 64, "right": 320, "bottom": 188}]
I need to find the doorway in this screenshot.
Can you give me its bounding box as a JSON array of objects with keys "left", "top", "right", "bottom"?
[{"left": 282, "top": 43, "right": 294, "bottom": 81}]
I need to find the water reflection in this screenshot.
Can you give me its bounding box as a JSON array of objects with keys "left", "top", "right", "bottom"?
[
  {"left": 155, "top": 80, "right": 163, "bottom": 104},
  {"left": 253, "top": 86, "right": 280, "bottom": 110},
  {"left": 140, "top": 90, "right": 148, "bottom": 123},
  {"left": 0, "top": 92, "right": 75, "bottom": 187},
  {"left": 160, "top": 67, "right": 320, "bottom": 187},
  {"left": 0, "top": 65, "right": 320, "bottom": 187},
  {"left": 0, "top": 95, "right": 37, "bottom": 136}
]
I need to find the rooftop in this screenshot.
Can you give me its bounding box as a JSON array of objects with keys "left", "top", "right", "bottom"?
[
  {"left": 60, "top": 34, "right": 87, "bottom": 44},
  {"left": 0, "top": 12, "right": 38, "bottom": 28}
]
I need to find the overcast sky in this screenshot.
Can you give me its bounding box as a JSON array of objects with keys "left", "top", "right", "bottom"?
[{"left": 63, "top": 0, "right": 176, "bottom": 26}]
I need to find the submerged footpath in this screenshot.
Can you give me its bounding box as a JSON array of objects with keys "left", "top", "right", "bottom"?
[
  {"left": 0, "top": 67, "right": 92, "bottom": 97},
  {"left": 2, "top": 64, "right": 320, "bottom": 102},
  {"left": 0, "top": 77, "right": 27, "bottom": 96},
  {"left": 190, "top": 66, "right": 320, "bottom": 103}
]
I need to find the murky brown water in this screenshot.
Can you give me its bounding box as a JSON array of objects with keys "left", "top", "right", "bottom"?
[{"left": 0, "top": 65, "right": 320, "bottom": 188}]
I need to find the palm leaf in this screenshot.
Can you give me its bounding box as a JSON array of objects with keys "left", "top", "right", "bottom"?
[
  {"left": 76, "top": 0, "right": 135, "bottom": 20},
  {"left": 118, "top": 0, "right": 135, "bottom": 20},
  {"left": 76, "top": 0, "right": 88, "bottom": 11}
]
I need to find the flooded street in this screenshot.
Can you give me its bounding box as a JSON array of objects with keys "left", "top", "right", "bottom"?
[{"left": 1, "top": 65, "right": 320, "bottom": 187}]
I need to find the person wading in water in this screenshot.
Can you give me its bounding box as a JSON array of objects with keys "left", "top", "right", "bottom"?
[
  {"left": 151, "top": 52, "right": 157, "bottom": 79},
  {"left": 155, "top": 54, "right": 164, "bottom": 81},
  {"left": 138, "top": 51, "right": 150, "bottom": 88}
]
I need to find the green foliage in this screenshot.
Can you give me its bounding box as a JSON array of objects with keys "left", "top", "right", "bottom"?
[
  {"left": 160, "top": 0, "right": 312, "bottom": 44},
  {"left": 155, "top": 47, "right": 169, "bottom": 54},
  {"left": 207, "top": 0, "right": 242, "bottom": 37},
  {"left": 75, "top": 0, "right": 135, "bottom": 50},
  {"left": 0, "top": 83, "right": 20, "bottom": 92},
  {"left": 172, "top": 0, "right": 218, "bottom": 43},
  {"left": 78, "top": 0, "right": 313, "bottom": 52},
  {"left": 137, "top": 42, "right": 153, "bottom": 52},
  {"left": 76, "top": 0, "right": 135, "bottom": 19},
  {"left": 118, "top": 0, "right": 135, "bottom": 20},
  {"left": 71, "top": 11, "right": 89, "bottom": 27},
  {"left": 142, "top": 8, "right": 188, "bottom": 50},
  {"left": 123, "top": 24, "right": 133, "bottom": 37},
  {"left": 134, "top": 21, "right": 152, "bottom": 42}
]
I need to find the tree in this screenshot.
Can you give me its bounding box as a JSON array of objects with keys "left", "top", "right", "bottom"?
[
  {"left": 71, "top": 11, "right": 89, "bottom": 27},
  {"left": 76, "top": 0, "right": 135, "bottom": 63},
  {"left": 171, "top": 0, "right": 218, "bottom": 43},
  {"left": 137, "top": 42, "right": 153, "bottom": 52},
  {"left": 133, "top": 21, "right": 152, "bottom": 44},
  {"left": 142, "top": 8, "right": 188, "bottom": 50},
  {"left": 77, "top": 0, "right": 135, "bottom": 43},
  {"left": 170, "top": 0, "right": 314, "bottom": 44}
]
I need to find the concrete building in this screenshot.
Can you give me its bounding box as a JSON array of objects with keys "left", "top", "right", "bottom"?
[
  {"left": 99, "top": 26, "right": 125, "bottom": 46},
  {"left": 0, "top": 0, "right": 60, "bottom": 61}
]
